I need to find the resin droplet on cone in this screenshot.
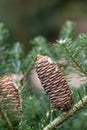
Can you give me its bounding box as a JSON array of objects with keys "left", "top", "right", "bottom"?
[{"left": 35, "top": 54, "right": 72, "bottom": 112}]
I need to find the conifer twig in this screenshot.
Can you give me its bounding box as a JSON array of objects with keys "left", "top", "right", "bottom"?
[
  {"left": 20, "top": 42, "right": 42, "bottom": 85},
  {"left": 0, "top": 108, "right": 13, "bottom": 130},
  {"left": 20, "top": 48, "right": 40, "bottom": 86},
  {"left": 44, "top": 95, "right": 87, "bottom": 130},
  {"left": 21, "top": 56, "right": 36, "bottom": 84},
  {"left": 63, "top": 44, "right": 87, "bottom": 75}
]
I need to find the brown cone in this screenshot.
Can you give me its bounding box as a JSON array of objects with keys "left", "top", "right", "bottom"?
[
  {"left": 0, "top": 76, "right": 21, "bottom": 115},
  {"left": 35, "top": 54, "right": 73, "bottom": 112}
]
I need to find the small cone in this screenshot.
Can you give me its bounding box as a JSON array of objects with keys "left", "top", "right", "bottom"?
[
  {"left": 0, "top": 76, "right": 21, "bottom": 115},
  {"left": 35, "top": 54, "right": 73, "bottom": 112}
]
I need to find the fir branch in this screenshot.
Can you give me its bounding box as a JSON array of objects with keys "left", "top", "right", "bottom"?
[
  {"left": 58, "top": 21, "right": 87, "bottom": 75},
  {"left": 20, "top": 47, "right": 40, "bottom": 86},
  {"left": 60, "top": 21, "right": 76, "bottom": 39},
  {"left": 62, "top": 44, "right": 87, "bottom": 75},
  {"left": 56, "top": 38, "right": 87, "bottom": 75},
  {"left": 44, "top": 95, "right": 87, "bottom": 130},
  {"left": 0, "top": 108, "right": 13, "bottom": 130}
]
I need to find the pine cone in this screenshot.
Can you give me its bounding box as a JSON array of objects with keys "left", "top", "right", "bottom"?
[
  {"left": 35, "top": 54, "right": 73, "bottom": 112},
  {"left": 0, "top": 76, "right": 21, "bottom": 115}
]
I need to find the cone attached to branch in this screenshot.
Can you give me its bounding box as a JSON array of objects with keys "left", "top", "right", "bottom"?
[
  {"left": 35, "top": 54, "right": 73, "bottom": 112},
  {"left": 0, "top": 76, "right": 21, "bottom": 115}
]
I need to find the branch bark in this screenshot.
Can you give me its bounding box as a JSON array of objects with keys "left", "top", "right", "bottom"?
[{"left": 44, "top": 95, "right": 87, "bottom": 130}]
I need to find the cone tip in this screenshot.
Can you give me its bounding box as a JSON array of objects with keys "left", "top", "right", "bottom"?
[{"left": 37, "top": 54, "right": 44, "bottom": 60}]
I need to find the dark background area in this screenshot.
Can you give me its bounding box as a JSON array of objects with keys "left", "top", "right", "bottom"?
[{"left": 0, "top": 0, "right": 87, "bottom": 53}]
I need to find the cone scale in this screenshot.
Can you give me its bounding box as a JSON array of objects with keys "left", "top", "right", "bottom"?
[{"left": 35, "top": 54, "right": 72, "bottom": 112}]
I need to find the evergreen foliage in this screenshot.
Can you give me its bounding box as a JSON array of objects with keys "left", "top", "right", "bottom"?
[
  {"left": 60, "top": 21, "right": 76, "bottom": 39},
  {"left": 0, "top": 21, "right": 87, "bottom": 130}
]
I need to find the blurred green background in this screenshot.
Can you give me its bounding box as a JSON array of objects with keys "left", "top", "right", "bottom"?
[{"left": 0, "top": 0, "right": 87, "bottom": 53}]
